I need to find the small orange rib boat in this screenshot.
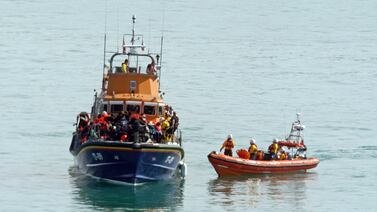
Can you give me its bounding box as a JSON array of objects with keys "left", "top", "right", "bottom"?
[
  {"left": 208, "top": 152, "right": 319, "bottom": 176},
  {"left": 208, "top": 114, "right": 319, "bottom": 176}
]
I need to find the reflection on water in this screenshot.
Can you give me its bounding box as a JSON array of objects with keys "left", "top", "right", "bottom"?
[
  {"left": 68, "top": 166, "right": 185, "bottom": 211},
  {"left": 208, "top": 173, "right": 317, "bottom": 209}
]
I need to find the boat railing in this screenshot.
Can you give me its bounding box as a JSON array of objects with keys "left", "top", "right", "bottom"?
[
  {"left": 108, "top": 52, "right": 156, "bottom": 74},
  {"left": 77, "top": 119, "right": 182, "bottom": 146},
  {"left": 173, "top": 129, "right": 183, "bottom": 146}
]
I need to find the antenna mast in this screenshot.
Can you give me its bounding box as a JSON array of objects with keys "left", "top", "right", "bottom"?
[
  {"left": 158, "top": 36, "right": 164, "bottom": 89},
  {"left": 102, "top": 0, "right": 108, "bottom": 90},
  {"left": 103, "top": 33, "right": 107, "bottom": 72},
  {"left": 158, "top": 9, "right": 165, "bottom": 90},
  {"left": 131, "top": 15, "right": 136, "bottom": 45}
]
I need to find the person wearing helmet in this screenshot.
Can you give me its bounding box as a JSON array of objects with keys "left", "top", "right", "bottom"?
[
  {"left": 268, "top": 139, "right": 280, "bottom": 160},
  {"left": 248, "top": 138, "right": 258, "bottom": 160},
  {"left": 220, "top": 134, "right": 235, "bottom": 156},
  {"left": 161, "top": 118, "right": 171, "bottom": 142}
]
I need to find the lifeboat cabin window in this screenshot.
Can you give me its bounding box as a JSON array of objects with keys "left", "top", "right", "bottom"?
[
  {"left": 126, "top": 101, "right": 141, "bottom": 114},
  {"left": 144, "top": 106, "right": 155, "bottom": 115},
  {"left": 109, "top": 101, "right": 123, "bottom": 114},
  {"left": 101, "top": 102, "right": 108, "bottom": 113},
  {"left": 144, "top": 102, "right": 158, "bottom": 115},
  {"left": 130, "top": 80, "right": 136, "bottom": 92},
  {"left": 127, "top": 105, "right": 140, "bottom": 113},
  {"left": 158, "top": 104, "right": 165, "bottom": 116}
]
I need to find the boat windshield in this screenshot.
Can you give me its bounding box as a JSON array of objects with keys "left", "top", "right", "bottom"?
[{"left": 110, "top": 54, "right": 158, "bottom": 75}]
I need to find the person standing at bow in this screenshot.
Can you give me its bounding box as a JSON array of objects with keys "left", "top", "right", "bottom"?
[{"left": 220, "top": 134, "right": 235, "bottom": 156}]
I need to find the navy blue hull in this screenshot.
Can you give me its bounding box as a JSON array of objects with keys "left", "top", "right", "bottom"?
[{"left": 72, "top": 141, "right": 184, "bottom": 185}]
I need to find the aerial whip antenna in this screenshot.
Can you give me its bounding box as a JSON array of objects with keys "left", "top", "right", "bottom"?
[
  {"left": 102, "top": 0, "right": 108, "bottom": 90},
  {"left": 158, "top": 7, "right": 166, "bottom": 90},
  {"left": 103, "top": 0, "right": 108, "bottom": 72},
  {"left": 116, "top": 0, "right": 120, "bottom": 52},
  {"left": 131, "top": 15, "right": 136, "bottom": 45}
]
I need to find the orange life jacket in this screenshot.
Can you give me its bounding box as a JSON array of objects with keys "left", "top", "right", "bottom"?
[
  {"left": 120, "top": 134, "right": 128, "bottom": 142},
  {"left": 256, "top": 151, "right": 264, "bottom": 160},
  {"left": 223, "top": 140, "right": 234, "bottom": 150}
]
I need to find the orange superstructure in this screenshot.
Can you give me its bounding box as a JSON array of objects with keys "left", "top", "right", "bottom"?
[
  {"left": 91, "top": 16, "right": 167, "bottom": 123},
  {"left": 105, "top": 74, "right": 160, "bottom": 100},
  {"left": 98, "top": 71, "right": 164, "bottom": 122}
]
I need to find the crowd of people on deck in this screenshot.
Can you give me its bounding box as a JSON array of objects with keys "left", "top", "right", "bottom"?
[
  {"left": 77, "top": 106, "right": 179, "bottom": 144},
  {"left": 220, "top": 134, "right": 307, "bottom": 160}
]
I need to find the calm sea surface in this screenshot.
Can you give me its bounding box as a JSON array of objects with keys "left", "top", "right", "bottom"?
[{"left": 1, "top": 0, "right": 377, "bottom": 211}]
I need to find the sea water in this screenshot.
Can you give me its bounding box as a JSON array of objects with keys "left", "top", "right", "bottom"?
[{"left": 1, "top": 0, "right": 377, "bottom": 211}]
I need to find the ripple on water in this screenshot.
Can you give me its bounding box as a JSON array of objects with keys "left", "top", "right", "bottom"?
[
  {"left": 313, "top": 147, "right": 377, "bottom": 161},
  {"left": 358, "top": 145, "right": 377, "bottom": 151},
  {"left": 67, "top": 166, "right": 185, "bottom": 211}
]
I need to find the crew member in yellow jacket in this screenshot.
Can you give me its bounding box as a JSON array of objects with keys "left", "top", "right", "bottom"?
[
  {"left": 122, "top": 59, "right": 128, "bottom": 73},
  {"left": 161, "top": 118, "right": 171, "bottom": 142},
  {"left": 268, "top": 139, "right": 280, "bottom": 159},
  {"left": 248, "top": 138, "right": 258, "bottom": 160}
]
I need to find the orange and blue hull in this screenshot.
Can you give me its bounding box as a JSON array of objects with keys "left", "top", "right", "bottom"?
[{"left": 70, "top": 139, "right": 184, "bottom": 185}]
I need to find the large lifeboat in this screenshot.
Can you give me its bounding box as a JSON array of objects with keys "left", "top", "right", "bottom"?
[
  {"left": 69, "top": 16, "right": 186, "bottom": 185},
  {"left": 208, "top": 114, "right": 319, "bottom": 176}
]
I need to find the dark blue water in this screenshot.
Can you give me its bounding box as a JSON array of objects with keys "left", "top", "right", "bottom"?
[{"left": 1, "top": 0, "right": 377, "bottom": 211}]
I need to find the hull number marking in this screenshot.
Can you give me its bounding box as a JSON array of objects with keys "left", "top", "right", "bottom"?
[
  {"left": 165, "top": 156, "right": 175, "bottom": 164},
  {"left": 92, "top": 153, "right": 104, "bottom": 161}
]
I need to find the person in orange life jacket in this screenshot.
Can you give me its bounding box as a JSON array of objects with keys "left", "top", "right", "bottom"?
[
  {"left": 80, "top": 121, "right": 95, "bottom": 141},
  {"left": 220, "top": 134, "right": 235, "bottom": 156},
  {"left": 98, "top": 111, "right": 110, "bottom": 138},
  {"left": 248, "top": 138, "right": 258, "bottom": 160},
  {"left": 268, "top": 139, "right": 280, "bottom": 160},
  {"left": 120, "top": 134, "right": 128, "bottom": 142},
  {"left": 93, "top": 114, "right": 100, "bottom": 125},
  {"left": 98, "top": 111, "right": 108, "bottom": 123}
]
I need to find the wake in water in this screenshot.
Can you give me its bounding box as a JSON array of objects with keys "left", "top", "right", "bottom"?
[{"left": 68, "top": 166, "right": 185, "bottom": 210}]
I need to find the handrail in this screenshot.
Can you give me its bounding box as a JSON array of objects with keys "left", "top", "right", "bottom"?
[{"left": 108, "top": 52, "right": 155, "bottom": 72}]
